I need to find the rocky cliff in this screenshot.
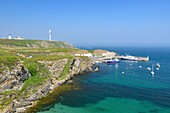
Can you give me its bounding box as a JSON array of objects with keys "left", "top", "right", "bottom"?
[{"left": 0, "top": 57, "right": 94, "bottom": 113}]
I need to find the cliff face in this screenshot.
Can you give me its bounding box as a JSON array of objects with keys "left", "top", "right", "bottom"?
[
  {"left": 0, "top": 57, "right": 94, "bottom": 113},
  {"left": 71, "top": 57, "right": 94, "bottom": 75}
]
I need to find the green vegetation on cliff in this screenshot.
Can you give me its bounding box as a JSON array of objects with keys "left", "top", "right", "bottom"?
[
  {"left": 20, "top": 61, "right": 49, "bottom": 93},
  {"left": 0, "top": 39, "right": 75, "bottom": 48},
  {"left": 60, "top": 58, "right": 72, "bottom": 80}
]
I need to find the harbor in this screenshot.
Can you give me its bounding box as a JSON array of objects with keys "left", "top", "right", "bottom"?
[
  {"left": 97, "top": 54, "right": 149, "bottom": 63},
  {"left": 101, "top": 55, "right": 149, "bottom": 62},
  {"left": 74, "top": 49, "right": 149, "bottom": 63}
]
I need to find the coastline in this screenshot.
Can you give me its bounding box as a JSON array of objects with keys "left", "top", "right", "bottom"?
[
  {"left": 2, "top": 57, "right": 95, "bottom": 113},
  {"left": 24, "top": 57, "right": 95, "bottom": 113},
  {"left": 25, "top": 79, "right": 79, "bottom": 113}
]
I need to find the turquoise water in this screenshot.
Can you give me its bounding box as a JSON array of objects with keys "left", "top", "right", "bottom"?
[{"left": 38, "top": 47, "right": 170, "bottom": 113}]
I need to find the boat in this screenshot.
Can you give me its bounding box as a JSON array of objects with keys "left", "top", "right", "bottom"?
[
  {"left": 151, "top": 64, "right": 154, "bottom": 75},
  {"left": 156, "top": 63, "right": 160, "bottom": 68},
  {"left": 151, "top": 71, "right": 154, "bottom": 75},
  {"left": 147, "top": 67, "right": 151, "bottom": 70},
  {"left": 139, "top": 65, "right": 142, "bottom": 68},
  {"left": 121, "top": 54, "right": 139, "bottom": 61},
  {"left": 121, "top": 54, "right": 149, "bottom": 61},
  {"left": 106, "top": 58, "right": 120, "bottom": 64}
]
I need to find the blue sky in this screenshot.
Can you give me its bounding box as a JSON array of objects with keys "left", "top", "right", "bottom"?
[{"left": 0, "top": 0, "right": 170, "bottom": 47}]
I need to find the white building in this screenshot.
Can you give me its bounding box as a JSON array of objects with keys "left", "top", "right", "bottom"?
[
  {"left": 14, "top": 36, "right": 24, "bottom": 40},
  {"left": 75, "top": 53, "right": 93, "bottom": 57},
  {"left": 75, "top": 54, "right": 81, "bottom": 56},
  {"left": 81, "top": 53, "right": 93, "bottom": 57}
]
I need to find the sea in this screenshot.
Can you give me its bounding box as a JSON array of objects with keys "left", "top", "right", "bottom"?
[{"left": 38, "top": 47, "right": 170, "bottom": 113}]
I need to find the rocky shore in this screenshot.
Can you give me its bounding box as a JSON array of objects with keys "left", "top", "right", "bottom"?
[{"left": 0, "top": 57, "right": 95, "bottom": 113}]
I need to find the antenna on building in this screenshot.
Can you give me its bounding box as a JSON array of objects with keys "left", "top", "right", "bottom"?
[
  {"left": 49, "top": 29, "right": 52, "bottom": 41},
  {"left": 8, "top": 34, "right": 12, "bottom": 39}
]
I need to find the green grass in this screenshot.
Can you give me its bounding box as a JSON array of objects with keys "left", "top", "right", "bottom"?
[
  {"left": 0, "top": 90, "right": 16, "bottom": 109},
  {"left": 12, "top": 48, "right": 75, "bottom": 53},
  {"left": 0, "top": 39, "right": 75, "bottom": 48},
  {"left": 20, "top": 61, "right": 49, "bottom": 93},
  {"left": 0, "top": 98, "right": 12, "bottom": 107},
  {"left": 0, "top": 39, "right": 39, "bottom": 47},
  {"left": 59, "top": 58, "right": 72, "bottom": 80},
  {"left": 0, "top": 90, "right": 16, "bottom": 95},
  {"left": 0, "top": 55, "right": 20, "bottom": 72},
  {"left": 33, "top": 55, "right": 73, "bottom": 61},
  {"left": 0, "top": 50, "right": 20, "bottom": 72}
]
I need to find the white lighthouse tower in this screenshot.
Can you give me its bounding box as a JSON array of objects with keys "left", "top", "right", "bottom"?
[
  {"left": 8, "top": 34, "right": 12, "bottom": 39},
  {"left": 49, "top": 29, "right": 52, "bottom": 41}
]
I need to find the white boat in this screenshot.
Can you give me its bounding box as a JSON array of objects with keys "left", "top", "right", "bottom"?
[
  {"left": 121, "top": 54, "right": 149, "bottom": 61},
  {"left": 156, "top": 63, "right": 160, "bottom": 68},
  {"left": 122, "top": 54, "right": 139, "bottom": 61},
  {"left": 139, "top": 65, "right": 142, "bottom": 68},
  {"left": 151, "top": 64, "right": 154, "bottom": 75},
  {"left": 151, "top": 71, "right": 154, "bottom": 75},
  {"left": 147, "top": 67, "right": 151, "bottom": 70}
]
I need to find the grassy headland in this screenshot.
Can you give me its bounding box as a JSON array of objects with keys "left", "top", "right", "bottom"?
[{"left": 0, "top": 39, "right": 95, "bottom": 112}]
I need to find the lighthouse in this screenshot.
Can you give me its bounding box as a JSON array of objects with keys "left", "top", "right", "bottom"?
[
  {"left": 8, "top": 34, "right": 12, "bottom": 39},
  {"left": 49, "top": 29, "right": 52, "bottom": 41}
]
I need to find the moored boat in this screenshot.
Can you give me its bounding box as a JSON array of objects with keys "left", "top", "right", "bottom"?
[
  {"left": 121, "top": 54, "right": 139, "bottom": 61},
  {"left": 106, "top": 58, "right": 120, "bottom": 64},
  {"left": 121, "top": 54, "right": 149, "bottom": 61}
]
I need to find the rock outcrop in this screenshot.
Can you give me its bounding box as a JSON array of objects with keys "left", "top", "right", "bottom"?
[
  {"left": 71, "top": 57, "right": 94, "bottom": 75},
  {"left": 0, "top": 61, "right": 30, "bottom": 91},
  {"left": 93, "top": 66, "right": 99, "bottom": 72}
]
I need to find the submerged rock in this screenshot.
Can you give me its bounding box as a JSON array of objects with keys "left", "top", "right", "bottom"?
[
  {"left": 94, "top": 66, "right": 99, "bottom": 72},
  {"left": 66, "top": 80, "right": 74, "bottom": 84}
]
